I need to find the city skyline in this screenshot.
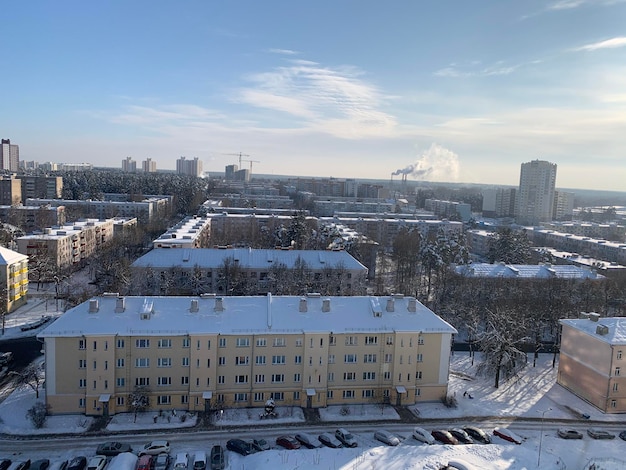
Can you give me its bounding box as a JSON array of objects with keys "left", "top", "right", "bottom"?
[{"left": 1, "top": 1, "right": 625, "bottom": 191}]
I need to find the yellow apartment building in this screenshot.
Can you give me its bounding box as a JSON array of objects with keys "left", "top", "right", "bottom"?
[
  {"left": 38, "top": 293, "right": 457, "bottom": 416},
  {"left": 0, "top": 246, "right": 29, "bottom": 313},
  {"left": 559, "top": 314, "right": 626, "bottom": 413}
]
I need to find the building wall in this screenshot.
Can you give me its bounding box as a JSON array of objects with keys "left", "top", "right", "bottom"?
[{"left": 516, "top": 160, "right": 557, "bottom": 225}]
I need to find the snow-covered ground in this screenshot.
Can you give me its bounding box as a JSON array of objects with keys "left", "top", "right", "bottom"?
[{"left": 1, "top": 283, "right": 625, "bottom": 468}]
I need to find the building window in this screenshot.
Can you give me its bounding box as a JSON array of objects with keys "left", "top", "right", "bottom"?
[
  {"left": 181, "top": 395, "right": 189, "bottom": 405},
  {"left": 116, "top": 358, "right": 124, "bottom": 368},
  {"left": 417, "top": 353, "right": 423, "bottom": 362},
  {"left": 328, "top": 372, "right": 334, "bottom": 382},
  {"left": 158, "top": 339, "right": 172, "bottom": 348},
  {"left": 255, "top": 374, "right": 265, "bottom": 384},
  {"left": 158, "top": 358, "right": 172, "bottom": 368},
  {"left": 157, "top": 395, "right": 171, "bottom": 405},
  {"left": 295, "top": 355, "right": 302, "bottom": 364},
  {"left": 135, "top": 358, "right": 149, "bottom": 368},
  {"left": 344, "top": 372, "right": 356, "bottom": 381},
  {"left": 294, "top": 373, "right": 301, "bottom": 382},
  {"left": 273, "top": 338, "right": 285, "bottom": 347},
  {"left": 611, "top": 399, "right": 617, "bottom": 408},
  {"left": 362, "top": 389, "right": 375, "bottom": 398},
  {"left": 418, "top": 335, "right": 424, "bottom": 345},
  {"left": 256, "top": 338, "right": 267, "bottom": 347},
  {"left": 181, "top": 376, "right": 189, "bottom": 385},
  {"left": 218, "top": 376, "right": 225, "bottom": 384},
  {"left": 342, "top": 390, "right": 355, "bottom": 399},
  {"left": 116, "top": 378, "right": 125, "bottom": 387},
  {"left": 236, "top": 338, "right": 250, "bottom": 347},
  {"left": 78, "top": 339, "right": 86, "bottom": 350},
  {"left": 293, "top": 391, "right": 300, "bottom": 400},
  {"left": 613, "top": 383, "right": 619, "bottom": 392},
  {"left": 270, "top": 392, "right": 284, "bottom": 401},
  {"left": 364, "top": 354, "right": 377, "bottom": 363},
  {"left": 79, "top": 379, "right": 86, "bottom": 388},
  {"left": 116, "top": 396, "right": 125, "bottom": 406},
  {"left": 327, "top": 390, "right": 334, "bottom": 399},
  {"left": 207, "top": 340, "right": 212, "bottom": 350},
  {"left": 415, "top": 388, "right": 421, "bottom": 397},
  {"left": 236, "top": 356, "right": 249, "bottom": 366},
  {"left": 416, "top": 371, "right": 423, "bottom": 380},
  {"left": 254, "top": 392, "right": 264, "bottom": 402},
  {"left": 272, "top": 355, "right": 286, "bottom": 365},
  {"left": 182, "top": 357, "right": 189, "bottom": 367},
  {"left": 135, "top": 377, "right": 149, "bottom": 386},
  {"left": 271, "top": 374, "right": 285, "bottom": 383},
  {"left": 116, "top": 339, "right": 125, "bottom": 348},
  {"left": 93, "top": 361, "right": 97, "bottom": 370},
  {"left": 365, "top": 336, "right": 378, "bottom": 345},
  {"left": 329, "top": 335, "right": 336, "bottom": 346},
  {"left": 384, "top": 371, "right": 391, "bottom": 380},
  {"left": 363, "top": 372, "right": 376, "bottom": 381},
  {"left": 616, "top": 367, "right": 621, "bottom": 376},
  {"left": 255, "top": 355, "right": 266, "bottom": 365},
  {"left": 219, "top": 338, "right": 227, "bottom": 348},
  {"left": 296, "top": 338, "right": 303, "bottom": 347},
  {"left": 158, "top": 377, "right": 172, "bottom": 386},
  {"left": 79, "top": 398, "right": 85, "bottom": 408},
  {"left": 344, "top": 354, "right": 357, "bottom": 363},
  {"left": 182, "top": 338, "right": 190, "bottom": 348},
  {"left": 328, "top": 354, "right": 335, "bottom": 364},
  {"left": 218, "top": 357, "right": 226, "bottom": 366},
  {"left": 384, "top": 354, "right": 393, "bottom": 363},
  {"left": 235, "top": 375, "right": 248, "bottom": 384},
  {"left": 386, "top": 336, "right": 393, "bottom": 345},
  {"left": 345, "top": 336, "right": 357, "bottom": 346},
  {"left": 135, "top": 339, "right": 150, "bottom": 348}
]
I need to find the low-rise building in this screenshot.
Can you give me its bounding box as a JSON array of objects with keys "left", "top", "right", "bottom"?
[
  {"left": 38, "top": 293, "right": 457, "bottom": 416},
  {"left": 0, "top": 246, "right": 28, "bottom": 313},
  {"left": 559, "top": 314, "right": 626, "bottom": 413},
  {"left": 153, "top": 216, "right": 211, "bottom": 249}
]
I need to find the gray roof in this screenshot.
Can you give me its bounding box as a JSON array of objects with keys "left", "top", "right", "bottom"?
[
  {"left": 0, "top": 246, "right": 28, "bottom": 265},
  {"left": 38, "top": 294, "right": 457, "bottom": 337},
  {"left": 560, "top": 316, "right": 626, "bottom": 345},
  {"left": 455, "top": 263, "right": 604, "bottom": 280},
  {"left": 132, "top": 248, "right": 367, "bottom": 272}
]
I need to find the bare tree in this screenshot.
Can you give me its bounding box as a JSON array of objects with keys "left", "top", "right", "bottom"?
[
  {"left": 11, "top": 362, "right": 44, "bottom": 398},
  {"left": 129, "top": 385, "right": 151, "bottom": 423}
]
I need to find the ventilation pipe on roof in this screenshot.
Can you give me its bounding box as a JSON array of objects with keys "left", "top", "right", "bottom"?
[
  {"left": 299, "top": 298, "right": 307, "bottom": 313},
  {"left": 386, "top": 298, "right": 395, "bottom": 312},
  {"left": 115, "top": 297, "right": 126, "bottom": 313},
  {"left": 214, "top": 297, "right": 224, "bottom": 312},
  {"left": 88, "top": 299, "right": 99, "bottom": 313},
  {"left": 407, "top": 297, "right": 417, "bottom": 313},
  {"left": 589, "top": 312, "right": 600, "bottom": 322},
  {"left": 579, "top": 312, "right": 590, "bottom": 320},
  {"left": 322, "top": 298, "right": 331, "bottom": 312},
  {"left": 596, "top": 324, "right": 609, "bottom": 335},
  {"left": 190, "top": 299, "right": 199, "bottom": 313}
]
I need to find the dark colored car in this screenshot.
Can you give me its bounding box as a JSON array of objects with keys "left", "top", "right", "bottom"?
[
  {"left": 226, "top": 438, "right": 254, "bottom": 456},
  {"left": 31, "top": 461, "right": 50, "bottom": 470},
  {"left": 67, "top": 457, "right": 87, "bottom": 470},
  {"left": 431, "top": 430, "right": 459, "bottom": 445},
  {"left": 15, "top": 462, "right": 31, "bottom": 470},
  {"left": 154, "top": 453, "right": 171, "bottom": 470},
  {"left": 449, "top": 428, "right": 474, "bottom": 445},
  {"left": 276, "top": 435, "right": 301, "bottom": 450},
  {"left": 318, "top": 433, "right": 343, "bottom": 448},
  {"left": 463, "top": 426, "right": 491, "bottom": 444},
  {"left": 0, "top": 460, "right": 11, "bottom": 470},
  {"left": 587, "top": 428, "right": 615, "bottom": 440},
  {"left": 295, "top": 432, "right": 322, "bottom": 449},
  {"left": 210, "top": 445, "right": 225, "bottom": 470},
  {"left": 620, "top": 430, "right": 626, "bottom": 441},
  {"left": 558, "top": 428, "right": 583, "bottom": 440},
  {"left": 251, "top": 438, "right": 270, "bottom": 451},
  {"left": 96, "top": 441, "right": 133, "bottom": 456}
]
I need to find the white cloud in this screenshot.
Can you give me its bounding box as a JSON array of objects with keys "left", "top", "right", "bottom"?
[
  {"left": 576, "top": 37, "right": 626, "bottom": 51},
  {"left": 549, "top": 0, "right": 626, "bottom": 9},
  {"left": 434, "top": 61, "right": 521, "bottom": 78},
  {"left": 267, "top": 48, "right": 299, "bottom": 55}
]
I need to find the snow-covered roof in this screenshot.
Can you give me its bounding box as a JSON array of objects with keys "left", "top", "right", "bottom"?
[
  {"left": 0, "top": 246, "right": 28, "bottom": 265},
  {"left": 38, "top": 294, "right": 457, "bottom": 337},
  {"left": 132, "top": 248, "right": 368, "bottom": 272},
  {"left": 560, "top": 316, "right": 626, "bottom": 345},
  {"left": 455, "top": 263, "right": 604, "bottom": 280}
]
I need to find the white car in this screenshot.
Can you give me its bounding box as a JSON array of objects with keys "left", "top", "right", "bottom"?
[
  {"left": 412, "top": 427, "right": 435, "bottom": 445},
  {"left": 335, "top": 428, "right": 358, "bottom": 447},
  {"left": 87, "top": 456, "right": 107, "bottom": 470},
  {"left": 139, "top": 440, "right": 171, "bottom": 456},
  {"left": 374, "top": 430, "right": 400, "bottom": 446}
]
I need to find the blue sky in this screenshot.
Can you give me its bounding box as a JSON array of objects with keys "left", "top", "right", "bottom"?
[{"left": 1, "top": 1, "right": 625, "bottom": 190}]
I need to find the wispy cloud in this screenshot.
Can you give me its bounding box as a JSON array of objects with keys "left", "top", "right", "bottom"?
[
  {"left": 434, "top": 61, "right": 522, "bottom": 78},
  {"left": 549, "top": 0, "right": 625, "bottom": 10},
  {"left": 576, "top": 37, "right": 626, "bottom": 51},
  {"left": 267, "top": 48, "right": 299, "bottom": 55}
]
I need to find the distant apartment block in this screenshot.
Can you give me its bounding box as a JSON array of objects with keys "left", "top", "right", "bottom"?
[
  {"left": 59, "top": 163, "right": 94, "bottom": 172},
  {"left": 0, "top": 204, "right": 66, "bottom": 233},
  {"left": 17, "top": 219, "right": 114, "bottom": 270},
  {"left": 176, "top": 157, "right": 203, "bottom": 177},
  {"left": 454, "top": 262, "right": 605, "bottom": 281},
  {"left": 16, "top": 175, "right": 63, "bottom": 200},
  {"left": 0, "top": 139, "right": 19, "bottom": 172},
  {"left": 466, "top": 230, "right": 496, "bottom": 259},
  {"left": 131, "top": 248, "right": 368, "bottom": 295},
  {"left": 38, "top": 294, "right": 457, "bottom": 416},
  {"left": 515, "top": 160, "right": 557, "bottom": 225},
  {"left": 201, "top": 194, "right": 295, "bottom": 211},
  {"left": 553, "top": 190, "right": 574, "bottom": 221},
  {"left": 312, "top": 198, "right": 395, "bottom": 217},
  {"left": 142, "top": 158, "right": 157, "bottom": 173},
  {"left": 122, "top": 157, "right": 137, "bottom": 173},
  {"left": 559, "top": 314, "right": 626, "bottom": 413},
  {"left": 424, "top": 199, "right": 472, "bottom": 222},
  {"left": 481, "top": 187, "right": 516, "bottom": 218},
  {"left": 543, "top": 222, "right": 625, "bottom": 241},
  {"left": 528, "top": 229, "right": 626, "bottom": 265},
  {"left": 153, "top": 216, "right": 211, "bottom": 249},
  {"left": 0, "top": 176, "right": 21, "bottom": 205},
  {"left": 0, "top": 246, "right": 28, "bottom": 313}
]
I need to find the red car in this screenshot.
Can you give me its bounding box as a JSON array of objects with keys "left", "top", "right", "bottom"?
[
  {"left": 276, "top": 435, "right": 301, "bottom": 449},
  {"left": 493, "top": 427, "right": 522, "bottom": 444},
  {"left": 431, "top": 430, "right": 459, "bottom": 445}
]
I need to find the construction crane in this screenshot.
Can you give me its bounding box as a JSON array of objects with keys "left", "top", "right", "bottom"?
[
  {"left": 241, "top": 159, "right": 260, "bottom": 172},
  {"left": 223, "top": 152, "right": 250, "bottom": 169}
]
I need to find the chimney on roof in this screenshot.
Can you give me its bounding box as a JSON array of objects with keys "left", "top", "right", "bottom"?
[
  {"left": 407, "top": 297, "right": 417, "bottom": 313},
  {"left": 386, "top": 298, "right": 395, "bottom": 312},
  {"left": 88, "top": 299, "right": 99, "bottom": 313},
  {"left": 115, "top": 297, "right": 126, "bottom": 313},
  {"left": 214, "top": 297, "right": 224, "bottom": 312},
  {"left": 589, "top": 312, "right": 600, "bottom": 322},
  {"left": 190, "top": 299, "right": 199, "bottom": 313},
  {"left": 322, "top": 298, "right": 330, "bottom": 312},
  {"left": 299, "top": 298, "right": 307, "bottom": 313}
]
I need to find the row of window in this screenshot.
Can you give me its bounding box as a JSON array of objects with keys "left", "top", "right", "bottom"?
[{"left": 78, "top": 335, "right": 426, "bottom": 351}]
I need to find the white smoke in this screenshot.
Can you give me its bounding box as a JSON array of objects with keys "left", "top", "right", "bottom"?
[{"left": 393, "top": 143, "right": 460, "bottom": 181}]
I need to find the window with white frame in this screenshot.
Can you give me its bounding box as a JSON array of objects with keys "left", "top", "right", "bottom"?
[
  {"left": 157, "top": 376, "right": 172, "bottom": 386},
  {"left": 116, "top": 396, "right": 125, "bottom": 406},
  {"left": 236, "top": 338, "right": 250, "bottom": 347},
  {"left": 294, "top": 373, "right": 301, "bottom": 382},
  {"left": 295, "top": 355, "right": 302, "bottom": 364},
  {"left": 363, "top": 372, "right": 376, "bottom": 381},
  {"left": 328, "top": 354, "right": 335, "bottom": 364},
  {"left": 135, "top": 358, "right": 149, "bottom": 368},
  {"left": 78, "top": 339, "right": 86, "bottom": 350},
  {"left": 79, "top": 379, "right": 86, "bottom": 388},
  {"left": 218, "top": 357, "right": 226, "bottom": 366},
  {"left": 255, "top": 355, "right": 266, "bottom": 365},
  {"left": 181, "top": 376, "right": 189, "bottom": 385},
  {"left": 271, "top": 374, "right": 285, "bottom": 383},
  {"left": 384, "top": 353, "right": 393, "bottom": 363},
  {"left": 158, "top": 358, "right": 172, "bottom": 368},
  {"left": 256, "top": 338, "right": 267, "bottom": 347},
  {"left": 342, "top": 390, "right": 355, "bottom": 399},
  {"left": 235, "top": 375, "right": 248, "bottom": 384},
  {"left": 182, "top": 357, "right": 189, "bottom": 367},
  {"left": 236, "top": 356, "right": 249, "bottom": 365},
  {"left": 365, "top": 336, "right": 377, "bottom": 345},
  {"left": 116, "top": 377, "right": 125, "bottom": 387},
  {"left": 383, "top": 371, "right": 391, "bottom": 380},
  {"left": 157, "top": 395, "right": 171, "bottom": 405},
  {"left": 181, "top": 395, "right": 189, "bottom": 404},
  {"left": 270, "top": 392, "right": 284, "bottom": 401},
  {"left": 272, "top": 355, "right": 285, "bottom": 365},
  {"left": 329, "top": 335, "right": 336, "bottom": 346},
  {"left": 218, "top": 376, "right": 225, "bottom": 384},
  {"left": 182, "top": 338, "right": 190, "bottom": 348},
  {"left": 135, "top": 377, "right": 149, "bottom": 386},
  {"left": 418, "top": 335, "right": 424, "bottom": 345},
  {"left": 344, "top": 354, "right": 357, "bottom": 363},
  {"left": 116, "top": 358, "right": 124, "bottom": 368},
  {"left": 79, "top": 398, "right": 85, "bottom": 408},
  {"left": 327, "top": 390, "right": 334, "bottom": 399},
  {"left": 116, "top": 339, "right": 125, "bottom": 348},
  {"left": 362, "top": 389, "right": 375, "bottom": 398},
  {"left": 417, "top": 353, "right": 423, "bottom": 362},
  {"left": 158, "top": 339, "right": 172, "bottom": 348},
  {"left": 254, "top": 392, "right": 265, "bottom": 402},
  {"left": 293, "top": 391, "right": 300, "bottom": 400},
  {"left": 255, "top": 374, "right": 265, "bottom": 384},
  {"left": 345, "top": 336, "right": 357, "bottom": 346},
  {"left": 219, "top": 338, "right": 227, "bottom": 348},
  {"left": 135, "top": 339, "right": 150, "bottom": 348},
  {"left": 328, "top": 372, "right": 334, "bottom": 382},
  {"left": 295, "top": 338, "right": 303, "bottom": 347},
  {"left": 363, "top": 354, "right": 376, "bottom": 363},
  {"left": 344, "top": 372, "right": 356, "bottom": 381},
  {"left": 273, "top": 338, "right": 285, "bottom": 347}
]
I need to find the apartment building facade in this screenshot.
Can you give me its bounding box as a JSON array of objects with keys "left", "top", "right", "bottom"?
[
  {"left": 0, "top": 246, "right": 29, "bottom": 313},
  {"left": 38, "top": 294, "right": 457, "bottom": 416},
  {"left": 559, "top": 315, "right": 626, "bottom": 413}
]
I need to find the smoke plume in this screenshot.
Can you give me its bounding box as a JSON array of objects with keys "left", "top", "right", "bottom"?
[{"left": 393, "top": 143, "right": 460, "bottom": 181}]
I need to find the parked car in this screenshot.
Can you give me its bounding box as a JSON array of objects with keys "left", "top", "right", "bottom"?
[
  {"left": 557, "top": 428, "right": 583, "bottom": 440},
  {"left": 31, "top": 461, "right": 50, "bottom": 470},
  {"left": 276, "top": 435, "right": 301, "bottom": 450},
  {"left": 139, "top": 440, "right": 171, "bottom": 456},
  {"left": 447, "top": 460, "right": 476, "bottom": 470},
  {"left": 619, "top": 430, "right": 626, "bottom": 441},
  {"left": 209, "top": 445, "right": 225, "bottom": 470},
  {"left": 449, "top": 428, "right": 474, "bottom": 445},
  {"left": 374, "top": 430, "right": 400, "bottom": 446},
  {"left": 15, "top": 461, "right": 31, "bottom": 470},
  {"left": 154, "top": 453, "right": 171, "bottom": 470},
  {"left": 226, "top": 439, "right": 254, "bottom": 456},
  {"left": 587, "top": 428, "right": 615, "bottom": 440},
  {"left": 250, "top": 438, "right": 270, "bottom": 452},
  {"left": 412, "top": 427, "right": 435, "bottom": 445},
  {"left": 137, "top": 456, "right": 154, "bottom": 470},
  {"left": 173, "top": 453, "right": 189, "bottom": 470},
  {"left": 295, "top": 432, "right": 322, "bottom": 449},
  {"left": 431, "top": 430, "right": 459, "bottom": 445},
  {"left": 0, "top": 460, "right": 11, "bottom": 470},
  {"left": 96, "top": 441, "right": 133, "bottom": 456},
  {"left": 463, "top": 426, "right": 491, "bottom": 444},
  {"left": 493, "top": 427, "right": 522, "bottom": 444},
  {"left": 335, "top": 428, "right": 358, "bottom": 448},
  {"left": 318, "top": 432, "right": 343, "bottom": 448},
  {"left": 86, "top": 457, "right": 107, "bottom": 470},
  {"left": 53, "top": 461, "right": 69, "bottom": 470},
  {"left": 192, "top": 451, "right": 206, "bottom": 470},
  {"left": 67, "top": 457, "right": 87, "bottom": 470}
]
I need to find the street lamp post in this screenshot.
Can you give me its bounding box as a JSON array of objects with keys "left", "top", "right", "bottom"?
[{"left": 538, "top": 407, "right": 552, "bottom": 467}]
